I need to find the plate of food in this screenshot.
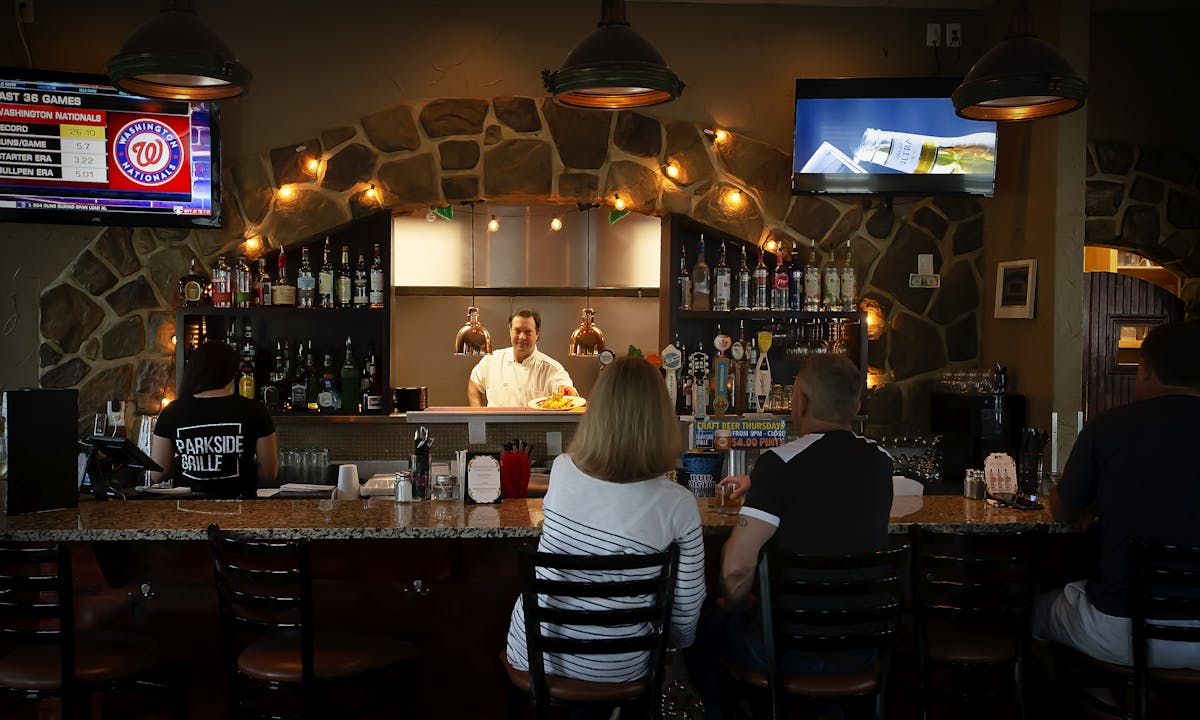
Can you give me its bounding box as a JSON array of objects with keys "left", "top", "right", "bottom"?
[{"left": 528, "top": 395, "right": 587, "bottom": 411}]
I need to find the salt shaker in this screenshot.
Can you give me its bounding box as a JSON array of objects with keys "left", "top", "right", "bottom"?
[{"left": 394, "top": 471, "right": 413, "bottom": 503}]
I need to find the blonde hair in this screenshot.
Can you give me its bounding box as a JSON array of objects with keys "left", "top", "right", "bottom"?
[{"left": 569, "top": 356, "right": 681, "bottom": 483}]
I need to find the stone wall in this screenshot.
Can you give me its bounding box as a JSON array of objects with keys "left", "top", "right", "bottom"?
[
  {"left": 37, "top": 97, "right": 986, "bottom": 433},
  {"left": 1085, "top": 141, "right": 1200, "bottom": 317}
]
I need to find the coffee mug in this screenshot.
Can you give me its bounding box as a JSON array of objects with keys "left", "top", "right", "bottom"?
[{"left": 336, "top": 464, "right": 360, "bottom": 499}]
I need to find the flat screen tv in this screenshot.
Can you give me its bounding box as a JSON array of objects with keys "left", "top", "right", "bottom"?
[
  {"left": 792, "top": 77, "right": 997, "bottom": 197},
  {"left": 0, "top": 67, "right": 220, "bottom": 228}
]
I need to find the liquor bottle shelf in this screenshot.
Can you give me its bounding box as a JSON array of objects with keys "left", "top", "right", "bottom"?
[
  {"left": 675, "top": 310, "right": 865, "bottom": 320},
  {"left": 179, "top": 306, "right": 387, "bottom": 318}
]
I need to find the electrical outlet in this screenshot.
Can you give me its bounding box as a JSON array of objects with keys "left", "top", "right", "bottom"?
[
  {"left": 926, "top": 23, "right": 941, "bottom": 47},
  {"left": 16, "top": 0, "right": 34, "bottom": 23},
  {"left": 946, "top": 23, "right": 962, "bottom": 48}
]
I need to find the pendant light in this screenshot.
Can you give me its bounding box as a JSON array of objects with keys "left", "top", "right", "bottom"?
[
  {"left": 952, "top": 2, "right": 1086, "bottom": 121},
  {"left": 454, "top": 206, "right": 494, "bottom": 356},
  {"left": 569, "top": 208, "right": 607, "bottom": 356},
  {"left": 543, "top": 0, "right": 684, "bottom": 109},
  {"left": 107, "top": 0, "right": 251, "bottom": 101}
]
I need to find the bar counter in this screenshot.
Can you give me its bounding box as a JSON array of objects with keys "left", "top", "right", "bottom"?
[{"left": 0, "top": 495, "right": 1064, "bottom": 541}]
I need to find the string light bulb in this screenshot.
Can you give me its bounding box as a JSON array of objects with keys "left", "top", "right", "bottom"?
[
  {"left": 244, "top": 235, "right": 262, "bottom": 254},
  {"left": 724, "top": 187, "right": 744, "bottom": 207},
  {"left": 705, "top": 127, "right": 730, "bottom": 143},
  {"left": 550, "top": 217, "right": 563, "bottom": 231},
  {"left": 763, "top": 237, "right": 778, "bottom": 253},
  {"left": 277, "top": 185, "right": 295, "bottom": 200},
  {"left": 488, "top": 215, "right": 500, "bottom": 232},
  {"left": 161, "top": 395, "right": 173, "bottom": 409},
  {"left": 365, "top": 183, "right": 379, "bottom": 201},
  {"left": 613, "top": 194, "right": 627, "bottom": 212},
  {"left": 664, "top": 162, "right": 680, "bottom": 180},
  {"left": 305, "top": 157, "right": 320, "bottom": 175}
]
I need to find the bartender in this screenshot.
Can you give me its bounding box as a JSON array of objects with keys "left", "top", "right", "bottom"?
[{"left": 467, "top": 307, "right": 576, "bottom": 407}]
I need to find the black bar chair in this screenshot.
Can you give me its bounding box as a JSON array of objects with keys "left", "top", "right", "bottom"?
[
  {"left": 207, "top": 524, "right": 420, "bottom": 719},
  {"left": 907, "top": 525, "right": 1047, "bottom": 720},
  {"left": 500, "top": 545, "right": 679, "bottom": 720},
  {"left": 0, "top": 542, "right": 187, "bottom": 719},
  {"left": 722, "top": 545, "right": 908, "bottom": 720}
]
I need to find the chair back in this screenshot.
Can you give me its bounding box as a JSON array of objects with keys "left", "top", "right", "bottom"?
[
  {"left": 207, "top": 524, "right": 315, "bottom": 687},
  {"left": 910, "top": 525, "right": 1046, "bottom": 636},
  {"left": 0, "top": 543, "right": 74, "bottom": 697},
  {"left": 518, "top": 545, "right": 678, "bottom": 714},
  {"left": 758, "top": 545, "right": 907, "bottom": 716},
  {"left": 1131, "top": 540, "right": 1200, "bottom": 716}
]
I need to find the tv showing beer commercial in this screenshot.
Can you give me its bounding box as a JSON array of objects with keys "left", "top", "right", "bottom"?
[
  {"left": 792, "top": 77, "right": 998, "bottom": 197},
  {"left": 0, "top": 67, "right": 221, "bottom": 228}
]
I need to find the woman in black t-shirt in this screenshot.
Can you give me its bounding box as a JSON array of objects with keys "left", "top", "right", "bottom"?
[{"left": 150, "top": 341, "right": 277, "bottom": 499}]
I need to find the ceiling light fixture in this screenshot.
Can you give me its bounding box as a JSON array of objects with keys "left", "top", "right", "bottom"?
[
  {"left": 569, "top": 207, "right": 606, "bottom": 357},
  {"left": 952, "top": 2, "right": 1086, "bottom": 121},
  {"left": 107, "top": 0, "right": 251, "bottom": 101},
  {"left": 543, "top": 0, "right": 683, "bottom": 109},
  {"left": 454, "top": 204, "right": 494, "bottom": 356}
]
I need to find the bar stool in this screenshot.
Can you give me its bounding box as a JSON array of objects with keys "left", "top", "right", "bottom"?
[
  {"left": 906, "top": 524, "right": 1047, "bottom": 720},
  {"left": 207, "top": 524, "right": 420, "bottom": 719},
  {"left": 500, "top": 545, "right": 679, "bottom": 720},
  {"left": 722, "top": 545, "right": 908, "bottom": 720},
  {"left": 0, "top": 542, "right": 187, "bottom": 719}
]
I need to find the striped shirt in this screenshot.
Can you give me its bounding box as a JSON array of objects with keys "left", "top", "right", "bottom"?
[{"left": 505, "top": 454, "right": 706, "bottom": 682}]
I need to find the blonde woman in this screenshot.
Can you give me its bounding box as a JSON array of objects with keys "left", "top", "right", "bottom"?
[{"left": 503, "top": 356, "right": 706, "bottom": 684}]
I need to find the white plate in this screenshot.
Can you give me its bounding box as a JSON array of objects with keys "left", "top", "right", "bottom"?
[
  {"left": 137, "top": 485, "right": 191, "bottom": 495},
  {"left": 527, "top": 396, "right": 587, "bottom": 411}
]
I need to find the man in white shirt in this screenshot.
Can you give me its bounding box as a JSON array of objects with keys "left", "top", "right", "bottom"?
[{"left": 467, "top": 307, "right": 576, "bottom": 407}]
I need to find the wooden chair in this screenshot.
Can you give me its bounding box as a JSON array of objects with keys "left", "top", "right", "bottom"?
[
  {"left": 722, "top": 545, "right": 908, "bottom": 720},
  {"left": 207, "top": 524, "right": 420, "bottom": 719},
  {"left": 500, "top": 545, "right": 679, "bottom": 720},
  {"left": 907, "top": 525, "right": 1047, "bottom": 720},
  {"left": 0, "top": 542, "right": 186, "bottom": 719}
]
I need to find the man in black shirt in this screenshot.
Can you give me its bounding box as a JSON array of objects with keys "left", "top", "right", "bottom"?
[{"left": 1037, "top": 320, "right": 1200, "bottom": 668}]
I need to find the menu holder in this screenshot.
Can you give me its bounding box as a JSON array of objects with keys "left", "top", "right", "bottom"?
[
  {"left": 983, "top": 452, "right": 1018, "bottom": 496},
  {"left": 465, "top": 452, "right": 502, "bottom": 505}
]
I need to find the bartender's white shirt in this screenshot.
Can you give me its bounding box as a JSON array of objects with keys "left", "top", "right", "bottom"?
[{"left": 469, "top": 347, "right": 574, "bottom": 407}]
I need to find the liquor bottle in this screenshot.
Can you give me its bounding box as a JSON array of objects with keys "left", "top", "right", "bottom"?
[
  {"left": 336, "top": 245, "right": 353, "bottom": 308},
  {"left": 238, "top": 321, "right": 256, "bottom": 400},
  {"left": 273, "top": 249, "right": 296, "bottom": 307},
  {"left": 803, "top": 251, "right": 822, "bottom": 312},
  {"left": 369, "top": 243, "right": 385, "bottom": 309},
  {"left": 340, "top": 337, "right": 359, "bottom": 412},
  {"left": 179, "top": 259, "right": 211, "bottom": 307},
  {"left": 734, "top": 245, "right": 752, "bottom": 311},
  {"left": 296, "top": 247, "right": 316, "bottom": 308},
  {"left": 752, "top": 248, "right": 770, "bottom": 311},
  {"left": 255, "top": 257, "right": 272, "bottom": 308},
  {"left": 290, "top": 343, "right": 308, "bottom": 412},
  {"left": 318, "top": 352, "right": 337, "bottom": 411},
  {"left": 789, "top": 250, "right": 804, "bottom": 312},
  {"left": 692, "top": 236, "right": 711, "bottom": 311},
  {"left": 318, "top": 238, "right": 335, "bottom": 308},
  {"left": 353, "top": 253, "right": 369, "bottom": 308},
  {"left": 771, "top": 251, "right": 789, "bottom": 311},
  {"left": 746, "top": 335, "right": 759, "bottom": 413},
  {"left": 233, "top": 254, "right": 252, "bottom": 309},
  {"left": 853, "top": 128, "right": 996, "bottom": 175},
  {"left": 362, "top": 353, "right": 383, "bottom": 412},
  {"left": 224, "top": 318, "right": 239, "bottom": 352},
  {"left": 822, "top": 262, "right": 841, "bottom": 311},
  {"left": 262, "top": 340, "right": 285, "bottom": 411},
  {"left": 713, "top": 242, "right": 732, "bottom": 312},
  {"left": 211, "top": 256, "right": 232, "bottom": 308},
  {"left": 305, "top": 344, "right": 320, "bottom": 411},
  {"left": 677, "top": 246, "right": 691, "bottom": 311},
  {"left": 839, "top": 241, "right": 857, "bottom": 312}
]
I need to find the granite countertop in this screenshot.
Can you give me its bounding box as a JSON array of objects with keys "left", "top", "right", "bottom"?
[{"left": 0, "top": 495, "right": 1066, "bottom": 542}]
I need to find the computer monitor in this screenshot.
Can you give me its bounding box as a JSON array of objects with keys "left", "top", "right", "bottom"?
[{"left": 81, "top": 435, "right": 163, "bottom": 500}]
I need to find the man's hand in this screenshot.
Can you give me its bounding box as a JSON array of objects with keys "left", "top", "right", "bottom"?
[
  {"left": 717, "top": 474, "right": 750, "bottom": 501},
  {"left": 557, "top": 385, "right": 577, "bottom": 397}
]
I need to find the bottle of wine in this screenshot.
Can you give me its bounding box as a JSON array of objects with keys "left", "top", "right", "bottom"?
[
  {"left": 822, "top": 261, "right": 841, "bottom": 312},
  {"left": 318, "top": 238, "right": 335, "bottom": 308},
  {"left": 336, "top": 245, "right": 353, "bottom": 308},
  {"left": 771, "top": 251, "right": 789, "bottom": 312},
  {"left": 255, "top": 257, "right": 272, "bottom": 308},
  {"left": 854, "top": 128, "right": 996, "bottom": 174},
  {"left": 211, "top": 256, "right": 232, "bottom": 308},
  {"left": 789, "top": 249, "right": 804, "bottom": 312},
  {"left": 803, "top": 251, "right": 822, "bottom": 312},
  {"left": 353, "top": 253, "right": 369, "bottom": 308},
  {"left": 179, "top": 259, "right": 211, "bottom": 307},
  {"left": 233, "top": 254, "right": 252, "bottom": 308},
  {"left": 369, "top": 243, "right": 385, "bottom": 309},
  {"left": 340, "top": 337, "right": 359, "bottom": 412},
  {"left": 735, "top": 245, "right": 751, "bottom": 311},
  {"left": 713, "top": 242, "right": 731, "bottom": 312},
  {"left": 752, "top": 248, "right": 770, "bottom": 311},
  {"left": 692, "top": 235, "right": 711, "bottom": 311},
  {"left": 273, "top": 249, "right": 296, "bottom": 307},
  {"left": 677, "top": 245, "right": 691, "bottom": 311},
  {"left": 297, "top": 247, "right": 316, "bottom": 308}
]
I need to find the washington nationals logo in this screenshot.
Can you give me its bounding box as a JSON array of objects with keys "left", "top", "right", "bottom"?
[{"left": 114, "top": 118, "right": 183, "bottom": 186}]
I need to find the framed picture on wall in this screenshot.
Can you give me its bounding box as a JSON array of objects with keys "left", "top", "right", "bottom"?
[{"left": 994, "top": 259, "right": 1037, "bottom": 319}]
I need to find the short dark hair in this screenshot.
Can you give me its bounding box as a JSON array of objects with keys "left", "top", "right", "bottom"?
[
  {"left": 180, "top": 341, "right": 239, "bottom": 396},
  {"left": 509, "top": 307, "right": 541, "bottom": 332},
  {"left": 1141, "top": 321, "right": 1200, "bottom": 390},
  {"left": 794, "top": 354, "right": 862, "bottom": 424}
]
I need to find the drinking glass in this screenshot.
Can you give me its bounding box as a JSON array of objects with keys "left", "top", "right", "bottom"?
[{"left": 714, "top": 482, "right": 741, "bottom": 515}]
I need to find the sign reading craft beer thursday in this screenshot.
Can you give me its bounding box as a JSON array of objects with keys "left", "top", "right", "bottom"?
[{"left": 693, "top": 420, "right": 787, "bottom": 449}]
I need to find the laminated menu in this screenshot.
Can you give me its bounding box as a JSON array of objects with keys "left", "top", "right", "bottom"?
[{"left": 983, "top": 453, "right": 1018, "bottom": 496}]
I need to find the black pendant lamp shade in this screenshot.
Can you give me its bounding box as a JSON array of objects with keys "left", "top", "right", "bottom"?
[
  {"left": 543, "top": 0, "right": 683, "bottom": 109},
  {"left": 952, "top": 5, "right": 1086, "bottom": 121},
  {"left": 107, "top": 0, "right": 251, "bottom": 101}
]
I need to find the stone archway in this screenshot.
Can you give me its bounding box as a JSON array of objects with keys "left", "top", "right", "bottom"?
[{"left": 39, "top": 96, "right": 988, "bottom": 432}]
